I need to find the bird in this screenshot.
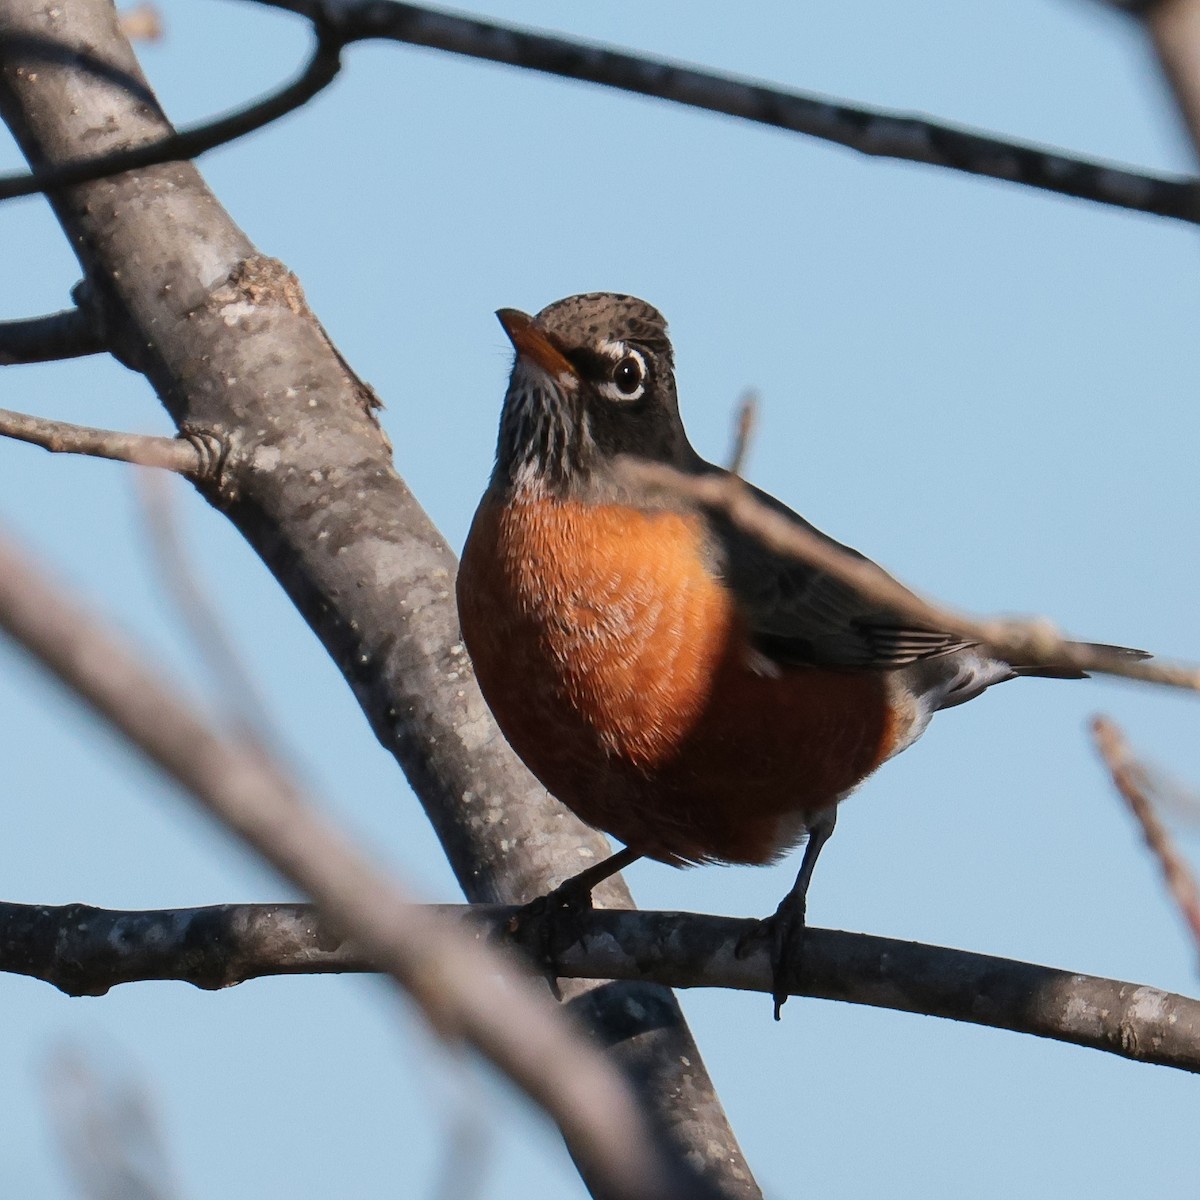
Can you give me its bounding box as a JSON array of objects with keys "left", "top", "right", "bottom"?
[{"left": 456, "top": 291, "right": 1145, "bottom": 1017}]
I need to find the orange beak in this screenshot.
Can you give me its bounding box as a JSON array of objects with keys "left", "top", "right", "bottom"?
[{"left": 496, "top": 308, "right": 578, "bottom": 379}]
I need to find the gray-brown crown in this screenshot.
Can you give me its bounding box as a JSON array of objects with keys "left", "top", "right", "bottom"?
[{"left": 535, "top": 293, "right": 674, "bottom": 365}]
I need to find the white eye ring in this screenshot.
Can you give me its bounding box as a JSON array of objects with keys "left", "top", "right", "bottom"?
[{"left": 596, "top": 346, "right": 647, "bottom": 403}]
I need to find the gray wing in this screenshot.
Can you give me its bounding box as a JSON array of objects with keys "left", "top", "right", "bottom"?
[
  {"left": 710, "top": 477, "right": 973, "bottom": 671},
  {"left": 700, "top": 470, "right": 1145, "bottom": 705}
]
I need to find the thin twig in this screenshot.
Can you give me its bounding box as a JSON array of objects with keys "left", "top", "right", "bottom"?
[
  {"left": 118, "top": 3, "right": 162, "bottom": 42},
  {"left": 0, "top": 527, "right": 713, "bottom": 1200},
  {"left": 1093, "top": 716, "right": 1200, "bottom": 964},
  {"left": 43, "top": 1044, "right": 182, "bottom": 1200},
  {"left": 725, "top": 391, "right": 757, "bottom": 478},
  {"left": 138, "top": 473, "right": 279, "bottom": 741},
  {"left": 0, "top": 408, "right": 203, "bottom": 473},
  {"left": 4, "top": 899, "right": 1200, "bottom": 1075},
  {"left": 249, "top": 0, "right": 1200, "bottom": 223},
  {"left": 620, "top": 459, "right": 1194, "bottom": 691},
  {"left": 0, "top": 26, "right": 340, "bottom": 201},
  {"left": 0, "top": 308, "right": 107, "bottom": 364}
]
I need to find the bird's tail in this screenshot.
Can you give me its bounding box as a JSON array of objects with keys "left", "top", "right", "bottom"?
[{"left": 1013, "top": 642, "right": 1150, "bottom": 681}]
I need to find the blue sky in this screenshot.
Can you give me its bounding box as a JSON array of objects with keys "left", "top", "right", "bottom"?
[{"left": 3, "top": 2, "right": 1199, "bottom": 1196}]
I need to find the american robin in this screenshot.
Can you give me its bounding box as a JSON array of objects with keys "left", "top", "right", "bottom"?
[{"left": 457, "top": 292, "right": 1144, "bottom": 1017}]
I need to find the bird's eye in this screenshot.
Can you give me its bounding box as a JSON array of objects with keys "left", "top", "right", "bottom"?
[
  {"left": 594, "top": 344, "right": 647, "bottom": 403},
  {"left": 613, "top": 356, "right": 643, "bottom": 395}
]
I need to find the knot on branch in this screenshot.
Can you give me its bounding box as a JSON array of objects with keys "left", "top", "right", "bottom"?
[{"left": 212, "top": 254, "right": 310, "bottom": 319}]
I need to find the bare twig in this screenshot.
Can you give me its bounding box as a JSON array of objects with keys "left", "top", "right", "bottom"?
[
  {"left": 1093, "top": 717, "right": 1200, "bottom": 964},
  {"left": 431, "top": 1069, "right": 491, "bottom": 1200},
  {"left": 5, "top": 898, "right": 1200, "bottom": 1075},
  {"left": 44, "top": 1044, "right": 182, "bottom": 1200},
  {"left": 725, "top": 391, "right": 757, "bottom": 478},
  {"left": 0, "top": 25, "right": 341, "bottom": 201},
  {"left": 0, "top": 408, "right": 203, "bottom": 473},
  {"left": 138, "top": 473, "right": 278, "bottom": 740},
  {"left": 118, "top": 3, "right": 162, "bottom": 42},
  {"left": 0, "top": 528, "right": 714, "bottom": 1200},
  {"left": 620, "top": 460, "right": 1192, "bottom": 691},
  {"left": 248, "top": 0, "right": 1200, "bottom": 223},
  {"left": 0, "top": 307, "right": 107, "bottom": 364}
]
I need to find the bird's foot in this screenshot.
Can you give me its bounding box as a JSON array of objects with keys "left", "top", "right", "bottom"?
[
  {"left": 503, "top": 876, "right": 597, "bottom": 998},
  {"left": 735, "top": 889, "right": 809, "bottom": 1021}
]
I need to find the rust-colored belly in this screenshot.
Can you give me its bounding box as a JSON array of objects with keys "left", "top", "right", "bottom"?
[{"left": 457, "top": 488, "right": 897, "bottom": 866}]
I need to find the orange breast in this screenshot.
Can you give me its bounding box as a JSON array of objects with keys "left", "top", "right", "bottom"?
[{"left": 457, "top": 487, "right": 899, "bottom": 866}]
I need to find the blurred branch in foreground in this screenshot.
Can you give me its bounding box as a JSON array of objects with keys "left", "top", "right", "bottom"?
[
  {"left": 1138, "top": 0, "right": 1200, "bottom": 160},
  {"left": 4, "top": 898, "right": 1199, "bottom": 1075},
  {"left": 0, "top": 406, "right": 1183, "bottom": 691},
  {"left": 619, "top": 459, "right": 1190, "bottom": 692},
  {"left": 1094, "top": 717, "right": 1200, "bottom": 966},
  {"left": 44, "top": 1043, "right": 182, "bottom": 1200},
  {"left": 0, "top": 526, "right": 715, "bottom": 1200},
  {"left": 118, "top": 3, "right": 162, "bottom": 42}
]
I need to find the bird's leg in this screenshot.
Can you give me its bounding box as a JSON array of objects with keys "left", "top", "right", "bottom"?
[
  {"left": 505, "top": 845, "right": 642, "bottom": 989},
  {"left": 737, "top": 806, "right": 838, "bottom": 1020}
]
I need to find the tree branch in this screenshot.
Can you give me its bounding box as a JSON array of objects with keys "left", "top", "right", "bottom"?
[
  {"left": 1094, "top": 717, "right": 1200, "bottom": 964},
  {"left": 0, "top": 407, "right": 207, "bottom": 473},
  {"left": 5, "top": 898, "right": 1198, "bottom": 1075},
  {"left": 117, "top": 2, "right": 161, "bottom": 43},
  {"left": 620, "top": 460, "right": 1193, "bottom": 692},
  {"left": 0, "top": 307, "right": 106, "bottom": 364},
  {"left": 0, "top": 525, "right": 722, "bottom": 1200},
  {"left": 0, "top": 4, "right": 757, "bottom": 1195},
  {"left": 1145, "top": 0, "right": 1200, "bottom": 161},
  {"left": 6, "top": 0, "right": 1190, "bottom": 226},
  {"left": 252, "top": 0, "right": 1200, "bottom": 223},
  {"left": 0, "top": 24, "right": 341, "bottom": 201}
]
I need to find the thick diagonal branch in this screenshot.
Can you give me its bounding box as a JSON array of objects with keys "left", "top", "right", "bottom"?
[{"left": 0, "top": 4, "right": 756, "bottom": 1195}]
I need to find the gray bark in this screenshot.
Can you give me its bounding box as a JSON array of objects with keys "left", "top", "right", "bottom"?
[{"left": 0, "top": 2, "right": 757, "bottom": 1195}]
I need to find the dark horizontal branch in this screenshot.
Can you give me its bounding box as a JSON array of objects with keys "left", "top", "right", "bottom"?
[
  {"left": 252, "top": 0, "right": 1200, "bottom": 223},
  {"left": 6, "top": 898, "right": 1197, "bottom": 1075},
  {"left": 0, "top": 24, "right": 340, "bottom": 201},
  {"left": 0, "top": 307, "right": 106, "bottom": 364},
  {"left": 15, "top": 0, "right": 1183, "bottom": 224}
]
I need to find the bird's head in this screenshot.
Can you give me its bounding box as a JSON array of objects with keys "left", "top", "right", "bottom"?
[{"left": 493, "top": 292, "right": 692, "bottom": 494}]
